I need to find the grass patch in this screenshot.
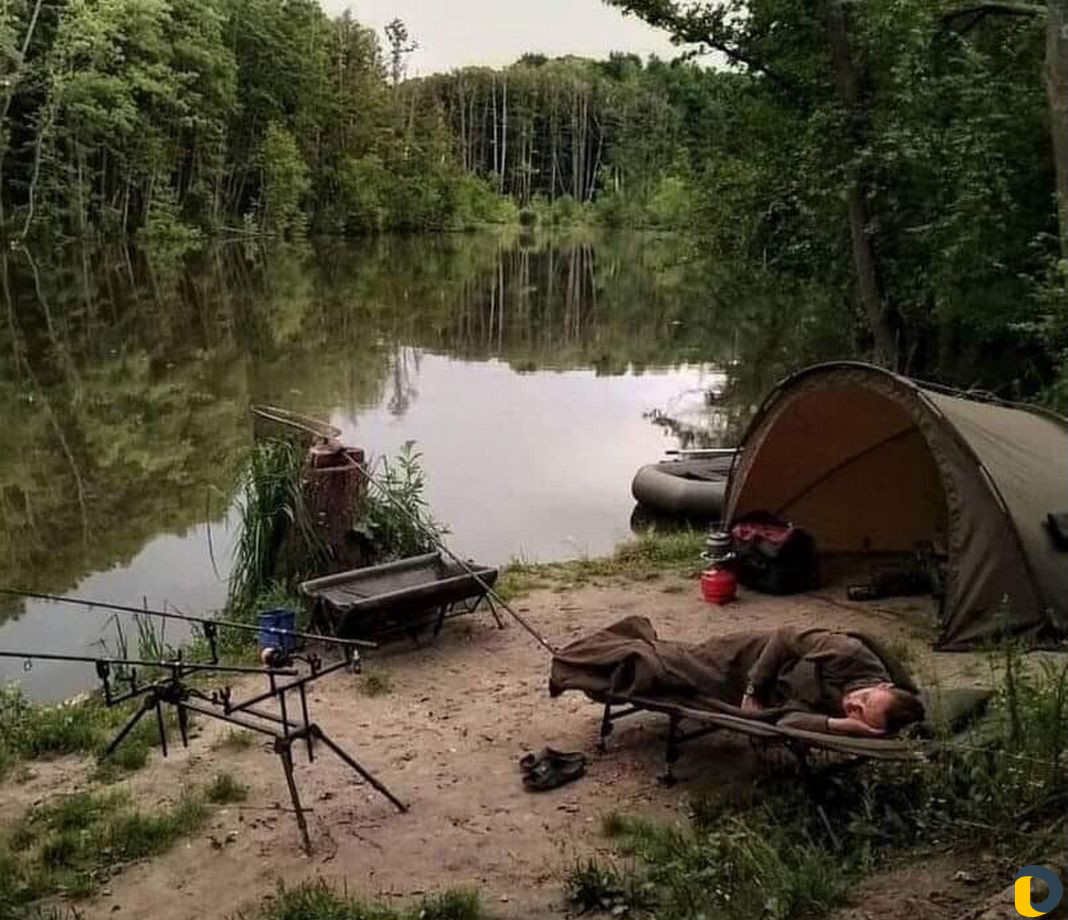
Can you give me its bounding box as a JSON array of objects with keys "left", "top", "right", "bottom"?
[
  {"left": 214, "top": 729, "right": 256, "bottom": 752},
  {"left": 499, "top": 530, "right": 705, "bottom": 600},
  {"left": 248, "top": 880, "right": 482, "bottom": 920},
  {"left": 359, "top": 672, "right": 394, "bottom": 697},
  {"left": 593, "top": 646, "right": 1068, "bottom": 919},
  {"left": 206, "top": 772, "right": 249, "bottom": 804},
  {"left": 565, "top": 858, "right": 653, "bottom": 917},
  {"left": 0, "top": 789, "right": 208, "bottom": 907},
  {"left": 0, "top": 684, "right": 187, "bottom": 783}
]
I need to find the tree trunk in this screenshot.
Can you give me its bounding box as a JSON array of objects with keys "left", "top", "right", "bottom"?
[
  {"left": 458, "top": 79, "right": 467, "bottom": 171},
  {"left": 491, "top": 78, "right": 499, "bottom": 181},
  {"left": 1047, "top": 0, "right": 1068, "bottom": 262},
  {"left": 500, "top": 76, "right": 508, "bottom": 194},
  {"left": 827, "top": 1, "right": 900, "bottom": 368}
]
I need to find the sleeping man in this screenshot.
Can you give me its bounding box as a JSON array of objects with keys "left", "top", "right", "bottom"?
[{"left": 549, "top": 616, "right": 925, "bottom": 737}]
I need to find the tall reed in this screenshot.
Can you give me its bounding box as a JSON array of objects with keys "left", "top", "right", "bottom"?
[{"left": 228, "top": 439, "right": 327, "bottom": 608}]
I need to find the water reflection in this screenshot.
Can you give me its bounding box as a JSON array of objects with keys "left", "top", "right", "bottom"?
[{"left": 0, "top": 231, "right": 848, "bottom": 698}]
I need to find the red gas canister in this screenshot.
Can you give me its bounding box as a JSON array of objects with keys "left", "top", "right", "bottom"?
[{"left": 701, "top": 567, "right": 737, "bottom": 605}]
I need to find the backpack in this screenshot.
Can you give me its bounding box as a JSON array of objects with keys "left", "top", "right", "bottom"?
[{"left": 729, "top": 512, "right": 819, "bottom": 595}]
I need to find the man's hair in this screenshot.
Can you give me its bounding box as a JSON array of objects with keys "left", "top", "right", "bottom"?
[{"left": 884, "top": 688, "right": 925, "bottom": 733}]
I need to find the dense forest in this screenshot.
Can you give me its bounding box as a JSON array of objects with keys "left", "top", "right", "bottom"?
[
  {"left": 0, "top": 0, "right": 718, "bottom": 240},
  {"left": 0, "top": 0, "right": 517, "bottom": 238},
  {"left": 0, "top": 0, "right": 1064, "bottom": 395},
  {"left": 600, "top": 0, "right": 1067, "bottom": 384},
  {"left": 411, "top": 56, "right": 699, "bottom": 223}
]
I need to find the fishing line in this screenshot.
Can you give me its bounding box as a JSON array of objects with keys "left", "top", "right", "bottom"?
[{"left": 0, "top": 587, "right": 375, "bottom": 650}]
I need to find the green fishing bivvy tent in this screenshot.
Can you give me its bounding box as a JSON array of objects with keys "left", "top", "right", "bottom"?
[{"left": 724, "top": 363, "right": 1068, "bottom": 649}]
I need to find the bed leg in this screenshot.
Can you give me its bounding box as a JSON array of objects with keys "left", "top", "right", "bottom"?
[
  {"left": 485, "top": 595, "right": 504, "bottom": 629},
  {"left": 596, "top": 702, "right": 614, "bottom": 753},
  {"left": 433, "top": 604, "right": 449, "bottom": 637},
  {"left": 658, "top": 713, "right": 681, "bottom": 787}
]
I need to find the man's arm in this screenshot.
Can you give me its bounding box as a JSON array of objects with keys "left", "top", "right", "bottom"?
[
  {"left": 779, "top": 712, "right": 886, "bottom": 737},
  {"left": 743, "top": 627, "right": 803, "bottom": 708}
]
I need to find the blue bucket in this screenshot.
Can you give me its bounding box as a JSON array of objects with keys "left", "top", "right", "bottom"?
[{"left": 257, "top": 609, "right": 298, "bottom": 651}]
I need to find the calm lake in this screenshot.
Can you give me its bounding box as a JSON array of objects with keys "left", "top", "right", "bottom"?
[{"left": 0, "top": 230, "right": 835, "bottom": 699}]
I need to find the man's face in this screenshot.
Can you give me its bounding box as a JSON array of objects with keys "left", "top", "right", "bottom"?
[{"left": 842, "top": 683, "right": 896, "bottom": 731}]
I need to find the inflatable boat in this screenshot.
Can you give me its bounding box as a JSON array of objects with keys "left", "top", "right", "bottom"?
[{"left": 631, "top": 450, "right": 737, "bottom": 520}]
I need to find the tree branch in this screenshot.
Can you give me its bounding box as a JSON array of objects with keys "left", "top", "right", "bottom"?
[
  {"left": 942, "top": 2, "right": 1046, "bottom": 34},
  {"left": 607, "top": 0, "right": 794, "bottom": 89}
]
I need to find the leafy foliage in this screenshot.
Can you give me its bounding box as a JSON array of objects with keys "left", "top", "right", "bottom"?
[
  {"left": 603, "top": 0, "right": 1062, "bottom": 385},
  {"left": 356, "top": 442, "right": 446, "bottom": 564},
  {"left": 0, "top": 0, "right": 513, "bottom": 237}
]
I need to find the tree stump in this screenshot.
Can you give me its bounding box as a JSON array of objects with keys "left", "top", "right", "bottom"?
[{"left": 303, "top": 442, "right": 366, "bottom": 571}]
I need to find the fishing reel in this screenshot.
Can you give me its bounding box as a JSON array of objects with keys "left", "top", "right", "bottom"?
[
  {"left": 260, "top": 646, "right": 293, "bottom": 670},
  {"left": 260, "top": 647, "right": 346, "bottom": 675}
]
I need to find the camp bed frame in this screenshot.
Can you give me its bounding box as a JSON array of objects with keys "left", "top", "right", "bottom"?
[
  {"left": 593, "top": 693, "right": 915, "bottom": 786},
  {"left": 301, "top": 552, "right": 502, "bottom": 643},
  {"left": 590, "top": 693, "right": 923, "bottom": 849}
]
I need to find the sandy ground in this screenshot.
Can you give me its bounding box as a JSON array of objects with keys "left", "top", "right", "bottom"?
[{"left": 5, "top": 576, "right": 1002, "bottom": 919}]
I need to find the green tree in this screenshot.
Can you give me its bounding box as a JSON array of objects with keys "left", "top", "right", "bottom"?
[{"left": 256, "top": 123, "right": 310, "bottom": 235}]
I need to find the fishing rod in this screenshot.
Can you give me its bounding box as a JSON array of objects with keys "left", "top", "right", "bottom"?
[
  {"left": 360, "top": 458, "right": 557, "bottom": 654},
  {"left": 665, "top": 448, "right": 739, "bottom": 457},
  {"left": 0, "top": 648, "right": 297, "bottom": 676},
  {"left": 0, "top": 588, "right": 376, "bottom": 651},
  {"left": 253, "top": 405, "right": 559, "bottom": 655}
]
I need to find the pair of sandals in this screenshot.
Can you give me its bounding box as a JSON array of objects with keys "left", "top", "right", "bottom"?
[{"left": 519, "top": 747, "right": 587, "bottom": 791}]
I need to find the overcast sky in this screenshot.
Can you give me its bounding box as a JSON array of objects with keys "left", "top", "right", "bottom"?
[{"left": 322, "top": 0, "right": 684, "bottom": 75}]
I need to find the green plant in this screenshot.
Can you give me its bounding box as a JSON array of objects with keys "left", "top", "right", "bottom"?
[
  {"left": 104, "top": 797, "right": 208, "bottom": 861},
  {"left": 565, "top": 859, "right": 651, "bottom": 916},
  {"left": 355, "top": 442, "right": 446, "bottom": 563},
  {"left": 229, "top": 439, "right": 328, "bottom": 607},
  {"left": 0, "top": 683, "right": 184, "bottom": 783},
  {"left": 206, "top": 773, "right": 249, "bottom": 804}
]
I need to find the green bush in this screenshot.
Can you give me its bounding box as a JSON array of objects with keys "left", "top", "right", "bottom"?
[
  {"left": 0, "top": 688, "right": 99, "bottom": 762},
  {"left": 646, "top": 177, "right": 693, "bottom": 229},
  {"left": 336, "top": 155, "right": 390, "bottom": 233},
  {"left": 355, "top": 442, "right": 447, "bottom": 563},
  {"left": 258, "top": 123, "right": 311, "bottom": 237}
]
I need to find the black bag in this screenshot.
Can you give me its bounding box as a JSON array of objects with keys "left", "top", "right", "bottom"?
[{"left": 730, "top": 511, "right": 819, "bottom": 595}]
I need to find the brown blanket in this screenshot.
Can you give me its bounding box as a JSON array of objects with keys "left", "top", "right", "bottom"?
[{"left": 549, "top": 616, "right": 916, "bottom": 723}]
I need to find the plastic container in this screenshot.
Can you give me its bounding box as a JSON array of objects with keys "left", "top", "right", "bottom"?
[
  {"left": 700, "top": 567, "right": 737, "bottom": 605},
  {"left": 257, "top": 609, "right": 298, "bottom": 651}
]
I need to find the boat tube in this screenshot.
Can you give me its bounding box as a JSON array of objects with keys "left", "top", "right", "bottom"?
[{"left": 631, "top": 451, "right": 737, "bottom": 520}]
